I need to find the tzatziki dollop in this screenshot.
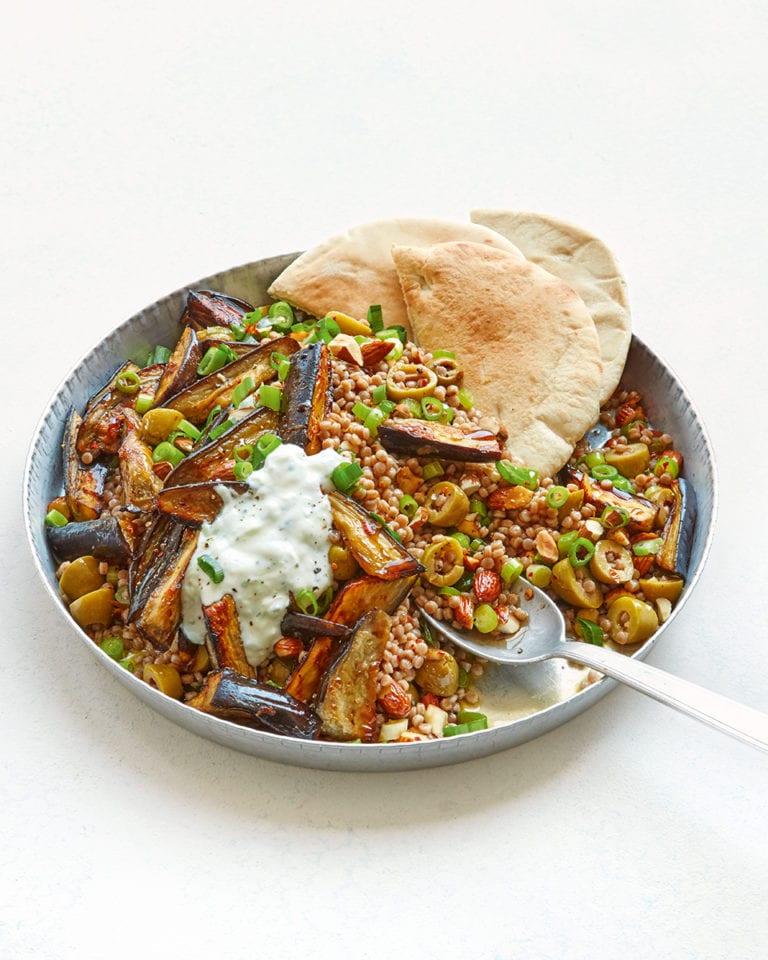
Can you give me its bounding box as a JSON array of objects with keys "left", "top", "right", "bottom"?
[{"left": 181, "top": 443, "right": 344, "bottom": 668}]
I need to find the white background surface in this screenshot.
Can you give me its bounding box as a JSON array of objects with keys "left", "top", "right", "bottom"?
[{"left": 3, "top": 3, "right": 767, "bottom": 958}]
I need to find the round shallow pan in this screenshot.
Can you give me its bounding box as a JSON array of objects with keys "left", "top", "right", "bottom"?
[{"left": 24, "top": 253, "right": 717, "bottom": 772}]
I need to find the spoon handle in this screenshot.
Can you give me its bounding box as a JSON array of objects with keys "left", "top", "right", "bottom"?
[{"left": 556, "top": 641, "right": 768, "bottom": 752}]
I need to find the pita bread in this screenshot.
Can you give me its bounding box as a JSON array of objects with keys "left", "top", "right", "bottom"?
[
  {"left": 471, "top": 209, "right": 631, "bottom": 402},
  {"left": 267, "top": 218, "right": 524, "bottom": 337},
  {"left": 392, "top": 241, "right": 602, "bottom": 477}
]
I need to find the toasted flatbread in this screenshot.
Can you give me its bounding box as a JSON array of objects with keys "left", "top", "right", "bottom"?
[
  {"left": 392, "top": 241, "right": 603, "bottom": 477},
  {"left": 471, "top": 209, "right": 631, "bottom": 402},
  {"left": 267, "top": 218, "right": 524, "bottom": 337}
]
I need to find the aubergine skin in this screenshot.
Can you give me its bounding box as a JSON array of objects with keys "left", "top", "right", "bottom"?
[
  {"left": 571, "top": 469, "right": 658, "bottom": 532},
  {"left": 64, "top": 410, "right": 107, "bottom": 522},
  {"left": 280, "top": 610, "right": 353, "bottom": 642},
  {"left": 180, "top": 290, "right": 254, "bottom": 331},
  {"left": 156, "top": 481, "right": 248, "bottom": 526},
  {"left": 152, "top": 326, "right": 202, "bottom": 408},
  {"left": 279, "top": 341, "right": 332, "bottom": 454},
  {"left": 202, "top": 593, "right": 255, "bottom": 679},
  {"left": 75, "top": 363, "right": 162, "bottom": 458},
  {"left": 132, "top": 525, "right": 199, "bottom": 649},
  {"left": 46, "top": 514, "right": 135, "bottom": 563},
  {"left": 187, "top": 668, "right": 320, "bottom": 739},
  {"left": 316, "top": 609, "right": 391, "bottom": 742},
  {"left": 658, "top": 478, "right": 697, "bottom": 575},
  {"left": 377, "top": 418, "right": 503, "bottom": 462}
]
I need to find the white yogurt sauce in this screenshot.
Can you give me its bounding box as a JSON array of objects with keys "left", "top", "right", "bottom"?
[{"left": 181, "top": 443, "right": 344, "bottom": 668}]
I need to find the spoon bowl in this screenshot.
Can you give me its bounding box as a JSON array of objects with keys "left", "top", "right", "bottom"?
[{"left": 419, "top": 583, "right": 768, "bottom": 752}]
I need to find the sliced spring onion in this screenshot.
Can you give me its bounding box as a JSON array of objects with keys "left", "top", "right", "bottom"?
[
  {"left": 367, "top": 304, "right": 384, "bottom": 332},
  {"left": 151, "top": 441, "right": 185, "bottom": 467},
  {"left": 469, "top": 538, "right": 486, "bottom": 552},
  {"left": 432, "top": 349, "right": 455, "bottom": 359},
  {"left": 591, "top": 463, "right": 619, "bottom": 480},
  {"left": 317, "top": 316, "right": 341, "bottom": 343},
  {"left": 439, "top": 586, "right": 461, "bottom": 596},
  {"left": 197, "top": 346, "right": 228, "bottom": 377},
  {"left": 422, "top": 461, "right": 444, "bottom": 481},
  {"left": 233, "top": 443, "right": 254, "bottom": 461},
  {"left": 473, "top": 603, "right": 499, "bottom": 634},
  {"left": 150, "top": 345, "right": 171, "bottom": 365},
  {"left": 371, "top": 383, "right": 387, "bottom": 405},
  {"left": 229, "top": 319, "right": 247, "bottom": 341},
  {"left": 267, "top": 301, "right": 294, "bottom": 332},
  {"left": 364, "top": 407, "right": 388, "bottom": 437},
  {"left": 600, "top": 504, "right": 630, "bottom": 529},
  {"left": 457, "top": 387, "right": 474, "bottom": 410},
  {"left": 613, "top": 476, "right": 635, "bottom": 493},
  {"left": 99, "top": 636, "right": 125, "bottom": 659},
  {"left": 469, "top": 498, "right": 488, "bottom": 521},
  {"left": 219, "top": 343, "right": 238, "bottom": 364},
  {"left": 233, "top": 460, "right": 254, "bottom": 481},
  {"left": 352, "top": 400, "right": 373, "bottom": 422},
  {"left": 456, "top": 710, "right": 488, "bottom": 726},
  {"left": 421, "top": 396, "right": 443, "bottom": 421},
  {"left": 440, "top": 405, "right": 455, "bottom": 424},
  {"left": 45, "top": 508, "right": 68, "bottom": 527},
  {"left": 581, "top": 450, "right": 606, "bottom": 469},
  {"left": 135, "top": 393, "right": 154, "bottom": 415},
  {"left": 316, "top": 585, "right": 334, "bottom": 614},
  {"left": 379, "top": 399, "right": 397, "bottom": 415},
  {"left": 369, "top": 512, "right": 402, "bottom": 542},
  {"left": 457, "top": 667, "right": 471, "bottom": 689},
  {"left": 449, "top": 531, "right": 471, "bottom": 549},
  {"left": 295, "top": 588, "right": 319, "bottom": 616},
  {"left": 177, "top": 419, "right": 201, "bottom": 441},
  {"left": 546, "top": 485, "right": 570, "bottom": 509},
  {"left": 255, "top": 433, "right": 282, "bottom": 457},
  {"left": 576, "top": 617, "right": 605, "bottom": 645},
  {"left": 501, "top": 557, "right": 524, "bottom": 583},
  {"left": 403, "top": 397, "right": 422, "bottom": 417},
  {"left": 383, "top": 339, "right": 404, "bottom": 362},
  {"left": 232, "top": 375, "right": 256, "bottom": 408},
  {"left": 398, "top": 494, "right": 419, "bottom": 518},
  {"left": 376, "top": 326, "right": 407, "bottom": 344},
  {"left": 208, "top": 418, "right": 234, "bottom": 441},
  {"left": 331, "top": 460, "right": 363, "bottom": 493},
  {"left": 258, "top": 383, "right": 282, "bottom": 411},
  {"left": 654, "top": 455, "right": 680, "bottom": 479},
  {"left": 557, "top": 530, "right": 579, "bottom": 557},
  {"left": 115, "top": 370, "right": 141, "bottom": 395},
  {"left": 198, "top": 554, "right": 224, "bottom": 584},
  {"left": 633, "top": 537, "right": 663, "bottom": 556},
  {"left": 496, "top": 461, "right": 539, "bottom": 489},
  {"left": 568, "top": 537, "right": 595, "bottom": 568}
]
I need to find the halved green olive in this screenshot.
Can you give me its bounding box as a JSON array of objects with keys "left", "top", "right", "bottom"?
[
  {"left": 59, "top": 555, "right": 104, "bottom": 601},
  {"left": 429, "top": 356, "right": 463, "bottom": 386},
  {"left": 607, "top": 595, "right": 658, "bottom": 644},
  {"left": 69, "top": 584, "right": 115, "bottom": 628},
  {"left": 550, "top": 558, "right": 601, "bottom": 609},
  {"left": 415, "top": 649, "right": 460, "bottom": 696},
  {"left": 426, "top": 481, "right": 470, "bottom": 527},
  {"left": 140, "top": 407, "right": 184, "bottom": 445},
  {"left": 589, "top": 539, "right": 634, "bottom": 585},
  {"left": 328, "top": 543, "right": 360, "bottom": 581},
  {"left": 638, "top": 576, "right": 684, "bottom": 602},
  {"left": 421, "top": 537, "right": 465, "bottom": 587},
  {"left": 604, "top": 443, "right": 650, "bottom": 478},
  {"left": 143, "top": 662, "right": 183, "bottom": 698}
]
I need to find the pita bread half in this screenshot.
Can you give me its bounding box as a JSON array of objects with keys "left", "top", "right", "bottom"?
[
  {"left": 267, "top": 218, "right": 524, "bottom": 337},
  {"left": 392, "top": 241, "right": 602, "bottom": 477},
  {"left": 471, "top": 209, "right": 631, "bottom": 402}
]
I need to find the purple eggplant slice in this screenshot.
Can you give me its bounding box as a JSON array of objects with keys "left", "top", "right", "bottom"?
[
  {"left": 162, "top": 406, "right": 280, "bottom": 488},
  {"left": 279, "top": 341, "right": 332, "bottom": 454},
  {"left": 186, "top": 668, "right": 320, "bottom": 739},
  {"left": 152, "top": 326, "right": 202, "bottom": 408},
  {"left": 328, "top": 491, "right": 423, "bottom": 581},
  {"left": 64, "top": 410, "right": 107, "bottom": 521},
  {"left": 47, "top": 512, "right": 137, "bottom": 563},
  {"left": 316, "top": 609, "right": 391, "bottom": 741},
  {"left": 163, "top": 335, "right": 298, "bottom": 425},
  {"left": 76, "top": 363, "right": 162, "bottom": 458},
  {"left": 131, "top": 525, "right": 199, "bottom": 649},
  {"left": 180, "top": 290, "right": 254, "bottom": 332},
  {"left": 202, "top": 593, "right": 255, "bottom": 679},
  {"left": 377, "top": 418, "right": 503, "bottom": 462},
  {"left": 118, "top": 431, "right": 163, "bottom": 511},
  {"left": 156, "top": 481, "right": 248, "bottom": 526},
  {"left": 657, "top": 478, "right": 697, "bottom": 575},
  {"left": 573, "top": 470, "right": 658, "bottom": 532},
  {"left": 279, "top": 610, "right": 354, "bottom": 642}
]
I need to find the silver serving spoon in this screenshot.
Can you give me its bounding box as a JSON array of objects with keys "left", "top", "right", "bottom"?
[{"left": 418, "top": 584, "right": 768, "bottom": 752}]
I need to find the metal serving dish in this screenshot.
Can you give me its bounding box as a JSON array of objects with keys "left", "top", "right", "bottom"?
[{"left": 23, "top": 253, "right": 717, "bottom": 772}]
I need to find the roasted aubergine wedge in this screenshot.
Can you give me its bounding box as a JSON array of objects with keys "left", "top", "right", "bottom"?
[
  {"left": 279, "top": 341, "right": 332, "bottom": 454},
  {"left": 328, "top": 492, "right": 423, "bottom": 580},
  {"left": 378, "top": 418, "right": 503, "bottom": 462}
]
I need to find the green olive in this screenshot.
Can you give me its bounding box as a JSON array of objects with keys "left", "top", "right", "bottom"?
[
  {"left": 421, "top": 537, "right": 465, "bottom": 587},
  {"left": 141, "top": 407, "right": 184, "bottom": 445},
  {"left": 415, "top": 649, "right": 460, "bottom": 696},
  {"left": 429, "top": 356, "right": 463, "bottom": 386},
  {"left": 386, "top": 363, "right": 438, "bottom": 400},
  {"left": 143, "top": 663, "right": 183, "bottom": 698},
  {"left": 589, "top": 539, "right": 634, "bottom": 585},
  {"left": 59, "top": 555, "right": 104, "bottom": 601},
  {"left": 607, "top": 595, "right": 658, "bottom": 644},
  {"left": 328, "top": 543, "right": 359, "bottom": 581},
  {"left": 69, "top": 585, "right": 115, "bottom": 628},
  {"left": 638, "top": 576, "right": 684, "bottom": 602},
  {"left": 550, "top": 558, "right": 602, "bottom": 609},
  {"left": 426, "top": 481, "right": 470, "bottom": 527},
  {"left": 604, "top": 443, "right": 650, "bottom": 478}
]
